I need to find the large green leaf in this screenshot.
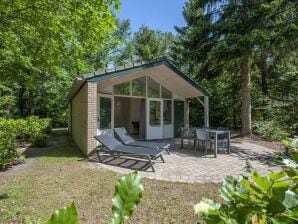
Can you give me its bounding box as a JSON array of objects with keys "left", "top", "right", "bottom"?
[
  {"left": 220, "top": 176, "right": 238, "bottom": 202},
  {"left": 251, "top": 171, "right": 271, "bottom": 192},
  {"left": 111, "top": 171, "right": 144, "bottom": 224},
  {"left": 283, "top": 190, "right": 298, "bottom": 209},
  {"left": 240, "top": 179, "right": 263, "bottom": 198},
  {"left": 268, "top": 171, "right": 287, "bottom": 181},
  {"left": 46, "top": 203, "right": 78, "bottom": 224}
]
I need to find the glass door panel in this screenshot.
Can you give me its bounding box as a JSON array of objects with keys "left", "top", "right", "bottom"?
[
  {"left": 149, "top": 100, "right": 161, "bottom": 126},
  {"left": 99, "top": 96, "right": 112, "bottom": 129},
  {"left": 146, "top": 99, "right": 163, "bottom": 139}
]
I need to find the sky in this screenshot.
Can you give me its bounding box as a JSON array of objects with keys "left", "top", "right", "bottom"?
[{"left": 116, "top": 0, "right": 186, "bottom": 33}]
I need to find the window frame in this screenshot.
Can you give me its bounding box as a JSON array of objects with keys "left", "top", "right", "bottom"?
[{"left": 163, "top": 99, "right": 172, "bottom": 125}]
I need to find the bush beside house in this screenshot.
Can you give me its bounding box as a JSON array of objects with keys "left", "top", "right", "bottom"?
[{"left": 0, "top": 116, "right": 51, "bottom": 169}]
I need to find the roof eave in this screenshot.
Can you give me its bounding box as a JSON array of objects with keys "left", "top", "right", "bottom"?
[{"left": 84, "top": 59, "right": 211, "bottom": 97}]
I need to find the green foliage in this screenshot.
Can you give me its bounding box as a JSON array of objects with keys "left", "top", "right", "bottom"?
[
  {"left": 25, "top": 116, "right": 51, "bottom": 146},
  {"left": 252, "top": 120, "right": 288, "bottom": 141},
  {"left": 134, "top": 26, "right": 174, "bottom": 61},
  {"left": 112, "top": 171, "right": 144, "bottom": 224},
  {"left": 0, "top": 119, "right": 18, "bottom": 168},
  {"left": 174, "top": 0, "right": 298, "bottom": 135},
  {"left": 0, "top": 0, "right": 120, "bottom": 78},
  {"left": 281, "top": 138, "right": 298, "bottom": 154},
  {"left": 31, "top": 133, "right": 48, "bottom": 147},
  {"left": 0, "top": 117, "right": 51, "bottom": 167},
  {"left": 0, "top": 0, "right": 120, "bottom": 125},
  {"left": 194, "top": 169, "right": 298, "bottom": 223},
  {"left": 277, "top": 152, "right": 298, "bottom": 169},
  {"left": 0, "top": 84, "right": 16, "bottom": 117},
  {"left": 46, "top": 203, "right": 78, "bottom": 224}
]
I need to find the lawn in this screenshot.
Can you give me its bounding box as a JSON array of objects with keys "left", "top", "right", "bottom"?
[{"left": 0, "top": 130, "right": 220, "bottom": 224}]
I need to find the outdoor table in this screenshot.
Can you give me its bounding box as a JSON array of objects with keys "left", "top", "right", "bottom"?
[
  {"left": 205, "top": 129, "right": 230, "bottom": 158},
  {"left": 181, "top": 127, "right": 231, "bottom": 158}
]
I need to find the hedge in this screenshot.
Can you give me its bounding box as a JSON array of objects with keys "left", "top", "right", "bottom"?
[{"left": 0, "top": 116, "right": 52, "bottom": 169}]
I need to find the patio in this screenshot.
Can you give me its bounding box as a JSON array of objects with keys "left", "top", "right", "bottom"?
[{"left": 88, "top": 137, "right": 282, "bottom": 183}]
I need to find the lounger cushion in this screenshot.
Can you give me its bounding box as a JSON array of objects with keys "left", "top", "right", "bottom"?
[
  {"left": 95, "top": 134, "right": 162, "bottom": 157},
  {"left": 114, "top": 127, "right": 170, "bottom": 150},
  {"left": 114, "top": 127, "right": 134, "bottom": 144},
  {"left": 126, "top": 141, "right": 170, "bottom": 149}
]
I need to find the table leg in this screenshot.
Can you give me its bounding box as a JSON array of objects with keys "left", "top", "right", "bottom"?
[{"left": 214, "top": 134, "right": 217, "bottom": 158}]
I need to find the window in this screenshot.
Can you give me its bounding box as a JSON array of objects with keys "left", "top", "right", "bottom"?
[
  {"left": 147, "top": 77, "right": 160, "bottom": 98},
  {"left": 163, "top": 100, "right": 172, "bottom": 124},
  {"left": 99, "top": 97, "right": 112, "bottom": 129},
  {"left": 132, "top": 77, "right": 146, "bottom": 97},
  {"left": 162, "top": 86, "right": 172, "bottom": 99},
  {"left": 149, "top": 101, "right": 161, "bottom": 126},
  {"left": 113, "top": 81, "right": 130, "bottom": 95}
]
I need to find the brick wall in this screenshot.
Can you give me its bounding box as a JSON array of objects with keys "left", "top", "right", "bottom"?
[
  {"left": 71, "top": 82, "right": 97, "bottom": 156},
  {"left": 86, "top": 82, "right": 97, "bottom": 155}
]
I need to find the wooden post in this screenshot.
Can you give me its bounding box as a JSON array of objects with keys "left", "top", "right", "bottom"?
[
  {"left": 204, "top": 96, "right": 209, "bottom": 128},
  {"left": 184, "top": 98, "right": 189, "bottom": 128}
]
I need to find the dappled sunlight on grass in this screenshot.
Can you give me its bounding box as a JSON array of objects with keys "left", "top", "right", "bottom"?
[
  {"left": 0, "top": 130, "right": 220, "bottom": 223},
  {"left": 24, "top": 130, "right": 83, "bottom": 165}
]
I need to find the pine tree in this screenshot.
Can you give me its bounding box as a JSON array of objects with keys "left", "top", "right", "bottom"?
[{"left": 174, "top": 0, "right": 297, "bottom": 136}]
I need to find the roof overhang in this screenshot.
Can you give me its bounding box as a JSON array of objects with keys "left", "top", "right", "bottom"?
[
  {"left": 68, "top": 78, "right": 85, "bottom": 102},
  {"left": 69, "top": 59, "right": 211, "bottom": 101}
]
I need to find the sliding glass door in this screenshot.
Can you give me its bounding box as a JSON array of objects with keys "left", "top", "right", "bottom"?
[
  {"left": 98, "top": 95, "right": 113, "bottom": 130},
  {"left": 146, "top": 99, "right": 162, "bottom": 139}
]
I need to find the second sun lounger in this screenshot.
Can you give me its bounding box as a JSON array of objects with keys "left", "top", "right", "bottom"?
[
  {"left": 94, "top": 133, "right": 165, "bottom": 172},
  {"left": 114, "top": 127, "right": 171, "bottom": 154}
]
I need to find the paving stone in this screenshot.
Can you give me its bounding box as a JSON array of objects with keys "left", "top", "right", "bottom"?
[{"left": 87, "top": 138, "right": 282, "bottom": 183}]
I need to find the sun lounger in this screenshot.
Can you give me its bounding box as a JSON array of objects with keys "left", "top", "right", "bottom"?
[
  {"left": 113, "top": 127, "right": 170, "bottom": 154},
  {"left": 94, "top": 133, "right": 165, "bottom": 172}
]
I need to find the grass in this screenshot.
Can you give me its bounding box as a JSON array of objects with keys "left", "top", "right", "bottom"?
[{"left": 0, "top": 130, "right": 220, "bottom": 223}]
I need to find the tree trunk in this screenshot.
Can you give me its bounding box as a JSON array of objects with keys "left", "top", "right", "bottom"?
[{"left": 241, "top": 51, "right": 252, "bottom": 136}]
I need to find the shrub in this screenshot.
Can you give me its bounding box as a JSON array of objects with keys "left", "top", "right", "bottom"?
[
  {"left": 282, "top": 137, "right": 298, "bottom": 155},
  {"left": 0, "top": 117, "right": 52, "bottom": 168},
  {"left": 26, "top": 116, "right": 51, "bottom": 142},
  {"left": 194, "top": 169, "right": 298, "bottom": 223},
  {"left": 252, "top": 120, "right": 288, "bottom": 141},
  {"left": 31, "top": 133, "right": 48, "bottom": 147},
  {"left": 13, "top": 116, "right": 52, "bottom": 144},
  {"left": 0, "top": 119, "right": 18, "bottom": 168}
]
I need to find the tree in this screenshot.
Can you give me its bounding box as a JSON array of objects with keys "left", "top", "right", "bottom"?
[
  {"left": 84, "top": 19, "right": 135, "bottom": 69},
  {"left": 134, "top": 26, "right": 174, "bottom": 61},
  {"left": 0, "top": 0, "right": 120, "bottom": 120},
  {"left": 174, "top": 0, "right": 297, "bottom": 136}
]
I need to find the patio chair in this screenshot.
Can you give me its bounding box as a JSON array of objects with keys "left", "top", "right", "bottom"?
[
  {"left": 114, "top": 127, "right": 170, "bottom": 154},
  {"left": 180, "top": 127, "right": 195, "bottom": 149},
  {"left": 195, "top": 129, "right": 210, "bottom": 156},
  {"left": 94, "top": 133, "right": 165, "bottom": 172}
]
